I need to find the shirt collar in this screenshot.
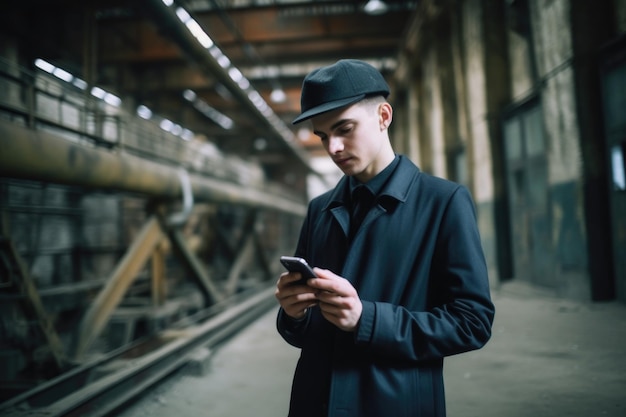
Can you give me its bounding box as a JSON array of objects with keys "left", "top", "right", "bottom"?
[
  {"left": 324, "top": 155, "right": 417, "bottom": 212},
  {"left": 349, "top": 154, "right": 400, "bottom": 198}
]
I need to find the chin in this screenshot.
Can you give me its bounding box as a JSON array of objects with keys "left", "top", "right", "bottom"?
[{"left": 341, "top": 167, "right": 358, "bottom": 177}]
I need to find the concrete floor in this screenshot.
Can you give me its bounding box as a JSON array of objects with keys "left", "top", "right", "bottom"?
[{"left": 117, "top": 282, "right": 626, "bottom": 417}]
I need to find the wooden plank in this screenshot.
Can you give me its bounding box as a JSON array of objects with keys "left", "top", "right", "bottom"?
[{"left": 74, "top": 216, "right": 164, "bottom": 359}]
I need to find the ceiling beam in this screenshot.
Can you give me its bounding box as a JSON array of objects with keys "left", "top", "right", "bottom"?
[{"left": 140, "top": 0, "right": 314, "bottom": 172}]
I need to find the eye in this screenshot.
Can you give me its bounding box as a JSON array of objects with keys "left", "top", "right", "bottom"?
[{"left": 337, "top": 124, "right": 354, "bottom": 136}]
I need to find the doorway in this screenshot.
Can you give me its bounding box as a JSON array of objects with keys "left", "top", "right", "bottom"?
[{"left": 503, "top": 99, "right": 553, "bottom": 286}]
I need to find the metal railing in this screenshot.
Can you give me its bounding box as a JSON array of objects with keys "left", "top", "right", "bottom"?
[{"left": 0, "top": 57, "right": 276, "bottom": 192}]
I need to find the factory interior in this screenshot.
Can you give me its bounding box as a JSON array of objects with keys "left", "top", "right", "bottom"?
[{"left": 0, "top": 1, "right": 625, "bottom": 416}]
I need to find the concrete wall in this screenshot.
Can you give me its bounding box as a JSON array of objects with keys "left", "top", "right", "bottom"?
[{"left": 391, "top": 0, "right": 626, "bottom": 302}]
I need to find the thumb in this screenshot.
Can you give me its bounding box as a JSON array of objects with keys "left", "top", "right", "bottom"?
[{"left": 312, "top": 267, "right": 338, "bottom": 280}]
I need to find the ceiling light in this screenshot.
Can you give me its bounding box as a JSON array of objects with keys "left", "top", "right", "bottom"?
[
  {"left": 363, "top": 0, "right": 388, "bottom": 15},
  {"left": 137, "top": 105, "right": 153, "bottom": 119},
  {"left": 52, "top": 67, "right": 73, "bottom": 82},
  {"left": 297, "top": 127, "right": 311, "bottom": 141},
  {"left": 170, "top": 124, "right": 183, "bottom": 136},
  {"left": 181, "top": 129, "right": 194, "bottom": 141},
  {"left": 90, "top": 86, "right": 106, "bottom": 99},
  {"left": 103, "top": 93, "right": 122, "bottom": 107},
  {"left": 72, "top": 78, "right": 87, "bottom": 90},
  {"left": 270, "top": 88, "right": 287, "bottom": 103},
  {"left": 183, "top": 89, "right": 196, "bottom": 101},
  {"left": 160, "top": 119, "right": 174, "bottom": 132},
  {"left": 34, "top": 58, "right": 55, "bottom": 73}
]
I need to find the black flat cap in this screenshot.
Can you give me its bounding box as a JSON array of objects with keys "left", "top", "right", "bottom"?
[{"left": 292, "top": 59, "right": 390, "bottom": 124}]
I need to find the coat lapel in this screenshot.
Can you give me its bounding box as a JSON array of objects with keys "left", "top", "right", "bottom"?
[{"left": 337, "top": 157, "right": 421, "bottom": 282}]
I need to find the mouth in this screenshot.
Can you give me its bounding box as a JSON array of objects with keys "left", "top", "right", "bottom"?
[{"left": 334, "top": 156, "right": 352, "bottom": 167}]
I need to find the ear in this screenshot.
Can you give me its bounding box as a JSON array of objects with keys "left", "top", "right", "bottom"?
[{"left": 378, "top": 102, "right": 393, "bottom": 130}]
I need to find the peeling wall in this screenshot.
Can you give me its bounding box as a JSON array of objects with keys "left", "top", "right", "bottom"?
[{"left": 391, "top": 0, "right": 626, "bottom": 301}]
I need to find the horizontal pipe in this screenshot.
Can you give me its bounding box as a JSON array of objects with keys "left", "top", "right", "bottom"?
[{"left": 0, "top": 121, "right": 307, "bottom": 216}]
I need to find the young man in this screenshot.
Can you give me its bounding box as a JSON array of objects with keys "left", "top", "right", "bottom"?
[{"left": 275, "top": 59, "right": 494, "bottom": 417}]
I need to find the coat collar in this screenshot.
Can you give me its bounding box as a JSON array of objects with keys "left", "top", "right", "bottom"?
[{"left": 323, "top": 155, "right": 420, "bottom": 212}]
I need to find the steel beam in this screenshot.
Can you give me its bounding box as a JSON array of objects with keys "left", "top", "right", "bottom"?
[{"left": 142, "top": 0, "right": 313, "bottom": 171}]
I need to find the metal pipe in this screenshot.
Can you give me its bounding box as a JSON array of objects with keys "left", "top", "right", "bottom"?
[{"left": 0, "top": 121, "right": 307, "bottom": 216}]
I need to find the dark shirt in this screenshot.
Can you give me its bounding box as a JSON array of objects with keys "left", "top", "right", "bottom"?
[
  {"left": 348, "top": 154, "right": 400, "bottom": 199},
  {"left": 348, "top": 155, "right": 400, "bottom": 238}
]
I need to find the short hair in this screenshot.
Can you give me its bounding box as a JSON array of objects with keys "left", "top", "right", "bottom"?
[{"left": 359, "top": 95, "right": 388, "bottom": 108}]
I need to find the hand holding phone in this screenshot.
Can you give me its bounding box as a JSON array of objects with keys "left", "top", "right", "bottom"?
[{"left": 280, "top": 256, "right": 317, "bottom": 285}]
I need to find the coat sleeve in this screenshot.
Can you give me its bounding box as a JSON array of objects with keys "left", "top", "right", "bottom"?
[
  {"left": 276, "top": 200, "right": 316, "bottom": 347},
  {"left": 354, "top": 186, "right": 495, "bottom": 362},
  {"left": 276, "top": 306, "right": 311, "bottom": 348}
]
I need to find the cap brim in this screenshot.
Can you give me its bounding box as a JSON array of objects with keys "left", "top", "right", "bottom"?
[{"left": 292, "top": 94, "right": 366, "bottom": 124}]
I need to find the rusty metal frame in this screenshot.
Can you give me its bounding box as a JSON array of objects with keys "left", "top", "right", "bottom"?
[
  {"left": 1, "top": 120, "right": 307, "bottom": 363},
  {"left": 168, "top": 227, "right": 224, "bottom": 305},
  {"left": 0, "top": 238, "right": 66, "bottom": 369}
]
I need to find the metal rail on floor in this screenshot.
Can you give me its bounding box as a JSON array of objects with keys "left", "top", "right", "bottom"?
[{"left": 0, "top": 285, "right": 278, "bottom": 417}]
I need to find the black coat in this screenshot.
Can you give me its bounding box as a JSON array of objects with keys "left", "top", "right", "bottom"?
[{"left": 278, "top": 156, "right": 495, "bottom": 417}]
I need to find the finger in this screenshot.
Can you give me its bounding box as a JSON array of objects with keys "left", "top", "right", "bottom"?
[
  {"left": 277, "top": 271, "right": 306, "bottom": 289},
  {"left": 277, "top": 286, "right": 318, "bottom": 305},
  {"left": 285, "top": 300, "right": 318, "bottom": 319},
  {"left": 310, "top": 269, "right": 355, "bottom": 291},
  {"left": 310, "top": 280, "right": 350, "bottom": 297},
  {"left": 312, "top": 267, "right": 338, "bottom": 280}
]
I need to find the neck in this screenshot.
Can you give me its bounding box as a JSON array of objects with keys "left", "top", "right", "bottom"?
[{"left": 355, "top": 142, "right": 395, "bottom": 183}]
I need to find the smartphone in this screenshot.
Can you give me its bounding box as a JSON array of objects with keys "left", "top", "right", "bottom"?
[{"left": 280, "top": 256, "right": 317, "bottom": 285}]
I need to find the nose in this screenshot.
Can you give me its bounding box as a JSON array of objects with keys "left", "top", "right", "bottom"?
[{"left": 327, "top": 136, "right": 344, "bottom": 154}]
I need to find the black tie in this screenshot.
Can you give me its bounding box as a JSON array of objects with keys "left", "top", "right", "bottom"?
[{"left": 350, "top": 185, "right": 374, "bottom": 239}]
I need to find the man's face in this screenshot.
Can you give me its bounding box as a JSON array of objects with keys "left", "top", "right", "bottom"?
[{"left": 311, "top": 101, "right": 387, "bottom": 183}]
